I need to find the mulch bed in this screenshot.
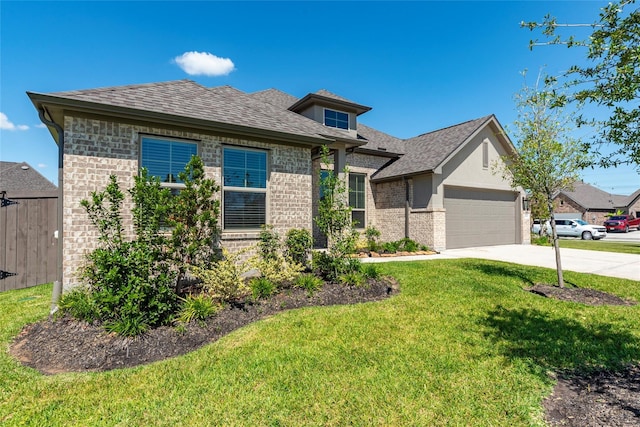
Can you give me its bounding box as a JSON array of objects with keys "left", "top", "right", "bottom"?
[
  {"left": 9, "top": 277, "right": 399, "bottom": 375},
  {"left": 527, "top": 283, "right": 636, "bottom": 306}
]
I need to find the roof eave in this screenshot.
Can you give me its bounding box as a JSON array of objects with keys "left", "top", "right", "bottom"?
[
  {"left": 289, "top": 93, "right": 372, "bottom": 116},
  {"left": 27, "top": 92, "right": 335, "bottom": 147}
]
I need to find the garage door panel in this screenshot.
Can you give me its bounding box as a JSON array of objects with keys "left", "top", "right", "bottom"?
[{"left": 445, "top": 187, "right": 517, "bottom": 249}]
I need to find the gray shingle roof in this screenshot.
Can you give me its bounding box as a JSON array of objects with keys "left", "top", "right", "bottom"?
[
  {"left": 371, "top": 115, "right": 493, "bottom": 181},
  {"left": 35, "top": 80, "right": 361, "bottom": 144},
  {"left": 0, "top": 161, "right": 57, "bottom": 192},
  {"left": 620, "top": 188, "right": 640, "bottom": 208},
  {"left": 249, "top": 88, "right": 299, "bottom": 110},
  {"left": 355, "top": 123, "right": 405, "bottom": 155},
  {"left": 559, "top": 181, "right": 626, "bottom": 210}
]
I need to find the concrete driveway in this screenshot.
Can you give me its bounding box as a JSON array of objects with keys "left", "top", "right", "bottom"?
[{"left": 363, "top": 244, "right": 640, "bottom": 281}]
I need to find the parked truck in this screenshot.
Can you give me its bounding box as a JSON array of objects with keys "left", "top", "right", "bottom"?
[{"left": 603, "top": 214, "right": 640, "bottom": 233}]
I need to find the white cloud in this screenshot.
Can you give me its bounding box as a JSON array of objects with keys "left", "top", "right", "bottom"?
[
  {"left": 38, "top": 163, "right": 47, "bottom": 169},
  {"left": 35, "top": 123, "right": 47, "bottom": 129},
  {"left": 0, "top": 112, "right": 29, "bottom": 131},
  {"left": 174, "top": 51, "right": 235, "bottom": 76}
]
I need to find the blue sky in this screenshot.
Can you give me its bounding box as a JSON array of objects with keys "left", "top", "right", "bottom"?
[{"left": 1, "top": 0, "right": 638, "bottom": 195}]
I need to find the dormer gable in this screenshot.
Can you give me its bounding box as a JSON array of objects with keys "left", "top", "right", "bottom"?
[{"left": 288, "top": 90, "right": 371, "bottom": 138}]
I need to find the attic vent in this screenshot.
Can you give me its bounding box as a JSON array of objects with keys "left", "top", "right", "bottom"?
[
  {"left": 21, "top": 165, "right": 29, "bottom": 170},
  {"left": 377, "top": 147, "right": 387, "bottom": 151}
]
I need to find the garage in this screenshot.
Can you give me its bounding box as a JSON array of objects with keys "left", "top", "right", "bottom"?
[{"left": 444, "top": 186, "right": 519, "bottom": 249}]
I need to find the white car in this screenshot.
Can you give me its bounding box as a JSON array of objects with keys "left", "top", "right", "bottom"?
[{"left": 542, "top": 219, "right": 607, "bottom": 240}]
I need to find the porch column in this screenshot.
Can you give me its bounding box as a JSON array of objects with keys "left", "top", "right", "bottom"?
[{"left": 333, "top": 144, "right": 347, "bottom": 180}]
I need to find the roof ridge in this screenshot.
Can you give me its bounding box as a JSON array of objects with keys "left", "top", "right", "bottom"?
[
  {"left": 52, "top": 79, "right": 198, "bottom": 95},
  {"left": 406, "top": 115, "right": 492, "bottom": 141}
]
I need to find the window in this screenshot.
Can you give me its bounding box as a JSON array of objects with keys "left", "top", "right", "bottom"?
[
  {"left": 319, "top": 169, "right": 331, "bottom": 199},
  {"left": 324, "top": 109, "right": 349, "bottom": 130},
  {"left": 482, "top": 140, "right": 489, "bottom": 169},
  {"left": 223, "top": 146, "right": 268, "bottom": 230},
  {"left": 349, "top": 173, "right": 366, "bottom": 228},
  {"left": 141, "top": 137, "right": 198, "bottom": 184}
]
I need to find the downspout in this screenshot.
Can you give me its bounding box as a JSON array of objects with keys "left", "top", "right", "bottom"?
[
  {"left": 404, "top": 177, "right": 410, "bottom": 238},
  {"left": 38, "top": 108, "right": 64, "bottom": 315}
]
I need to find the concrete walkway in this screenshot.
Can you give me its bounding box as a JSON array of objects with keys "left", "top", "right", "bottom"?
[{"left": 361, "top": 244, "right": 640, "bottom": 281}]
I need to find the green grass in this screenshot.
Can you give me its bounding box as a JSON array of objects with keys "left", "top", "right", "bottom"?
[
  {"left": 2, "top": 261, "right": 639, "bottom": 426},
  {"left": 533, "top": 236, "right": 640, "bottom": 255}
]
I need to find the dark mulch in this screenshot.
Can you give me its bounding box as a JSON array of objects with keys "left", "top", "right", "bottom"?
[
  {"left": 544, "top": 365, "right": 640, "bottom": 426},
  {"left": 528, "top": 283, "right": 639, "bottom": 426},
  {"left": 527, "top": 283, "right": 636, "bottom": 306},
  {"left": 9, "top": 277, "right": 399, "bottom": 375}
]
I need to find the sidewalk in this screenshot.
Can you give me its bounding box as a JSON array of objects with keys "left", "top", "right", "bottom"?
[{"left": 361, "top": 244, "right": 640, "bottom": 281}]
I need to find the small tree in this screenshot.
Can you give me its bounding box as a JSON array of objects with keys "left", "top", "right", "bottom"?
[
  {"left": 522, "top": 0, "right": 640, "bottom": 168},
  {"left": 495, "top": 73, "right": 590, "bottom": 287},
  {"left": 313, "top": 145, "right": 360, "bottom": 280},
  {"left": 167, "top": 155, "right": 221, "bottom": 291}
]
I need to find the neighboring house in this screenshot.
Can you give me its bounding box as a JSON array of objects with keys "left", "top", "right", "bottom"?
[
  {"left": 0, "top": 161, "right": 58, "bottom": 291},
  {"left": 27, "top": 80, "right": 530, "bottom": 290},
  {"left": 554, "top": 181, "right": 640, "bottom": 224}
]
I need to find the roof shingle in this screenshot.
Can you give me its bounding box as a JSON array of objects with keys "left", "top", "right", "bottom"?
[{"left": 0, "top": 161, "right": 57, "bottom": 192}]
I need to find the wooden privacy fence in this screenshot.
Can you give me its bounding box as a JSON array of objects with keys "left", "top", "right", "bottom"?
[{"left": 0, "top": 190, "right": 58, "bottom": 292}]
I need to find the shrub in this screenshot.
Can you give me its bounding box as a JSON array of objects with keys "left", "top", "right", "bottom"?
[
  {"left": 312, "top": 251, "right": 361, "bottom": 282},
  {"left": 79, "top": 176, "right": 179, "bottom": 334},
  {"left": 57, "top": 287, "right": 99, "bottom": 323},
  {"left": 177, "top": 294, "right": 220, "bottom": 324},
  {"left": 398, "top": 237, "right": 419, "bottom": 252},
  {"left": 166, "top": 156, "right": 221, "bottom": 289},
  {"left": 191, "top": 248, "right": 252, "bottom": 302},
  {"left": 254, "top": 254, "right": 304, "bottom": 285},
  {"left": 339, "top": 271, "right": 367, "bottom": 288},
  {"left": 250, "top": 277, "right": 277, "bottom": 300},
  {"left": 381, "top": 241, "right": 400, "bottom": 254},
  {"left": 364, "top": 226, "right": 382, "bottom": 251},
  {"left": 258, "top": 225, "right": 280, "bottom": 261},
  {"left": 294, "top": 273, "right": 324, "bottom": 295},
  {"left": 285, "top": 228, "right": 313, "bottom": 267},
  {"left": 361, "top": 263, "right": 381, "bottom": 280}
]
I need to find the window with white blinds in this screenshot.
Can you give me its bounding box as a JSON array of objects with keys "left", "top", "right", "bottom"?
[
  {"left": 140, "top": 137, "right": 197, "bottom": 183},
  {"left": 222, "top": 146, "right": 268, "bottom": 230}
]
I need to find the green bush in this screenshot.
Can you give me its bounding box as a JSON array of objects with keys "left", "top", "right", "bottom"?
[
  {"left": 361, "top": 263, "right": 380, "bottom": 280},
  {"left": 258, "top": 225, "right": 280, "bottom": 261},
  {"left": 57, "top": 287, "right": 99, "bottom": 323},
  {"left": 339, "top": 271, "right": 367, "bottom": 288},
  {"left": 294, "top": 273, "right": 324, "bottom": 295},
  {"left": 285, "top": 228, "right": 313, "bottom": 267},
  {"left": 312, "top": 251, "right": 361, "bottom": 282},
  {"left": 364, "top": 226, "right": 382, "bottom": 251},
  {"left": 177, "top": 294, "right": 220, "bottom": 324},
  {"left": 79, "top": 176, "right": 179, "bottom": 334},
  {"left": 381, "top": 241, "right": 400, "bottom": 253},
  {"left": 250, "top": 277, "right": 277, "bottom": 300}
]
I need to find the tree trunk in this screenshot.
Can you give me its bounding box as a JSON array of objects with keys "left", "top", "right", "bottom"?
[{"left": 547, "top": 203, "right": 565, "bottom": 287}]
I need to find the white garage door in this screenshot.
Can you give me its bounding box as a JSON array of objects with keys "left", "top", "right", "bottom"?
[{"left": 444, "top": 187, "right": 518, "bottom": 249}]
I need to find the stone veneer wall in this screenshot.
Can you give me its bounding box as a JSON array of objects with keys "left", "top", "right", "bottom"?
[{"left": 62, "top": 116, "right": 311, "bottom": 289}]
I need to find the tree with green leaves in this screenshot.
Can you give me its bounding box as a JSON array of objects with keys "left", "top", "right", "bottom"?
[
  {"left": 167, "top": 155, "right": 221, "bottom": 291},
  {"left": 495, "top": 73, "right": 590, "bottom": 287},
  {"left": 522, "top": 0, "right": 639, "bottom": 168}
]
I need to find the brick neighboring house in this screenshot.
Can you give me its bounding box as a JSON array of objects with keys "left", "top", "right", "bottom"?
[
  {"left": 27, "top": 80, "right": 529, "bottom": 290},
  {"left": 554, "top": 181, "right": 640, "bottom": 225}
]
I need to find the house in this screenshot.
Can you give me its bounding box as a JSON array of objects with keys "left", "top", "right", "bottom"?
[
  {"left": 0, "top": 161, "right": 58, "bottom": 291},
  {"left": 27, "top": 80, "right": 529, "bottom": 290},
  {"left": 553, "top": 181, "right": 640, "bottom": 224}
]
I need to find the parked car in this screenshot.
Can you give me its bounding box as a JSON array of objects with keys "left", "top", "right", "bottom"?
[
  {"left": 531, "top": 219, "right": 542, "bottom": 234},
  {"left": 603, "top": 215, "right": 640, "bottom": 233},
  {"left": 542, "top": 219, "right": 607, "bottom": 240}
]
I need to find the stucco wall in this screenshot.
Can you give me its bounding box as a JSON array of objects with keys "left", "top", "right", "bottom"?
[{"left": 62, "top": 115, "right": 311, "bottom": 289}]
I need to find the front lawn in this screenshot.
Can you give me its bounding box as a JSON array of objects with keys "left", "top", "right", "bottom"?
[
  {"left": 2, "top": 260, "right": 639, "bottom": 426},
  {"left": 532, "top": 236, "right": 640, "bottom": 255}
]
